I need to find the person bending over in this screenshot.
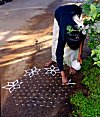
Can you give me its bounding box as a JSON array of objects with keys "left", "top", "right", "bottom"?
[{"left": 45, "top": 4, "right": 86, "bottom": 85}]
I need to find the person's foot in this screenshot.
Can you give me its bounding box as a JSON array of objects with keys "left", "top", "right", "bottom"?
[
  {"left": 69, "top": 67, "right": 76, "bottom": 74},
  {"left": 44, "top": 60, "right": 55, "bottom": 67}
]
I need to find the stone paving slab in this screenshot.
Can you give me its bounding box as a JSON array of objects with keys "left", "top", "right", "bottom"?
[{"left": 1, "top": 65, "right": 75, "bottom": 117}]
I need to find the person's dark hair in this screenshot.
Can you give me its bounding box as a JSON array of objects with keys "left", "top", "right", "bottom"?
[{"left": 66, "top": 30, "right": 82, "bottom": 50}]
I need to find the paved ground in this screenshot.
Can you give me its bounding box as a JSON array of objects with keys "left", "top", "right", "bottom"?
[
  {"left": 0, "top": 0, "right": 90, "bottom": 117},
  {"left": 1, "top": 65, "right": 84, "bottom": 117},
  {"left": 0, "top": 0, "right": 55, "bottom": 108}
]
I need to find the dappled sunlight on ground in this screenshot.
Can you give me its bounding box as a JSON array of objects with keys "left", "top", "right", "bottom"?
[
  {"left": 0, "top": 13, "right": 53, "bottom": 67},
  {"left": 0, "top": 33, "right": 52, "bottom": 67},
  {"left": 0, "top": 31, "right": 11, "bottom": 42}
]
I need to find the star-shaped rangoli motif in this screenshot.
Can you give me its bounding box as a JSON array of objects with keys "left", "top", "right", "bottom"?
[
  {"left": 44, "top": 65, "right": 60, "bottom": 76},
  {"left": 2, "top": 80, "right": 23, "bottom": 93},
  {"left": 24, "top": 66, "right": 41, "bottom": 78}
]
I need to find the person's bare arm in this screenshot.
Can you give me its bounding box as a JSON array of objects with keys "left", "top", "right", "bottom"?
[{"left": 78, "top": 40, "right": 84, "bottom": 64}]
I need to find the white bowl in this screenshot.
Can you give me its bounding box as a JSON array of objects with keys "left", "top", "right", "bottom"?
[{"left": 71, "top": 60, "right": 81, "bottom": 70}]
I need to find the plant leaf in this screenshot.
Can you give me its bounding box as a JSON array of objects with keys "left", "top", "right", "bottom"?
[
  {"left": 90, "top": 11, "right": 97, "bottom": 19},
  {"left": 93, "top": 57, "right": 98, "bottom": 61},
  {"left": 91, "top": 50, "right": 95, "bottom": 56},
  {"left": 90, "top": 4, "right": 96, "bottom": 11},
  {"left": 94, "top": 61, "right": 100, "bottom": 67}
]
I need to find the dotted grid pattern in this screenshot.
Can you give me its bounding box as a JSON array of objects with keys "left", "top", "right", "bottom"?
[{"left": 2, "top": 66, "right": 75, "bottom": 117}]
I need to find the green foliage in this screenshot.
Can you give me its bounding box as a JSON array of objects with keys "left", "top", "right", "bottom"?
[
  {"left": 82, "top": 0, "right": 100, "bottom": 20},
  {"left": 90, "top": 4, "right": 97, "bottom": 20},
  {"left": 91, "top": 45, "right": 100, "bottom": 67},
  {"left": 81, "top": 57, "right": 93, "bottom": 72},
  {"left": 66, "top": 25, "right": 74, "bottom": 33},
  {"left": 82, "top": 67, "right": 100, "bottom": 93},
  {"left": 71, "top": 92, "right": 100, "bottom": 117},
  {"left": 70, "top": 2, "right": 100, "bottom": 116},
  {"left": 70, "top": 58, "right": 100, "bottom": 117},
  {"left": 82, "top": 1, "right": 100, "bottom": 67},
  {"left": 66, "top": 25, "right": 81, "bottom": 33},
  {"left": 82, "top": 3, "right": 90, "bottom": 15}
]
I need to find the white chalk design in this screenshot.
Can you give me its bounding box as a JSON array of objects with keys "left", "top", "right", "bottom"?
[
  {"left": 24, "top": 67, "right": 41, "bottom": 78},
  {"left": 67, "top": 79, "right": 76, "bottom": 85},
  {"left": 2, "top": 80, "right": 23, "bottom": 93},
  {"left": 44, "top": 65, "right": 60, "bottom": 76}
]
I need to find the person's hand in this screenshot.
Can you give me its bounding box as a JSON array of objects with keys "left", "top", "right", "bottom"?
[
  {"left": 78, "top": 54, "right": 82, "bottom": 64},
  {"left": 61, "top": 71, "right": 68, "bottom": 85}
]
